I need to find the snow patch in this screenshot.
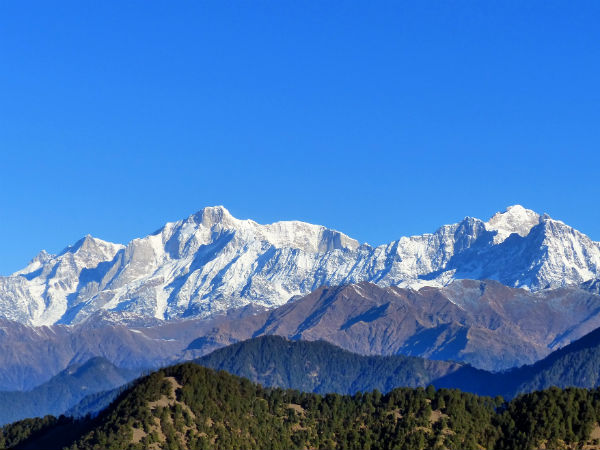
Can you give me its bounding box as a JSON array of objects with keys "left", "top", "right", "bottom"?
[{"left": 485, "top": 205, "right": 541, "bottom": 244}]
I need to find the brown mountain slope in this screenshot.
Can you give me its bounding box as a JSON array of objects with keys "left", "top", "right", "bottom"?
[
  {"left": 186, "top": 279, "right": 600, "bottom": 370},
  {"left": 1, "top": 279, "right": 600, "bottom": 392}
]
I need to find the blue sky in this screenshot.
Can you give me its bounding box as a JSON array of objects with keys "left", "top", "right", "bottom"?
[{"left": 1, "top": 1, "right": 599, "bottom": 274}]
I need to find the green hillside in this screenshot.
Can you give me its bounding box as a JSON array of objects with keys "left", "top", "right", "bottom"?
[{"left": 4, "top": 363, "right": 600, "bottom": 450}]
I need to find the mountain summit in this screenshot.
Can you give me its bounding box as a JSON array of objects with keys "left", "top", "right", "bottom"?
[
  {"left": 485, "top": 205, "right": 541, "bottom": 243},
  {"left": 1, "top": 205, "right": 599, "bottom": 326}
]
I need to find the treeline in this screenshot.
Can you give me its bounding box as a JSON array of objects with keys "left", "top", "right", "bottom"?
[{"left": 3, "top": 363, "right": 600, "bottom": 449}]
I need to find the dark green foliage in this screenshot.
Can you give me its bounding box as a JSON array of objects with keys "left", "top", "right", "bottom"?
[
  {"left": 510, "top": 327, "right": 600, "bottom": 395},
  {"left": 195, "top": 333, "right": 600, "bottom": 400},
  {"left": 0, "top": 415, "right": 91, "bottom": 450},
  {"left": 495, "top": 387, "right": 600, "bottom": 450},
  {"left": 4, "top": 363, "right": 600, "bottom": 449},
  {"left": 195, "top": 335, "right": 477, "bottom": 394},
  {"left": 0, "top": 415, "right": 61, "bottom": 449}
]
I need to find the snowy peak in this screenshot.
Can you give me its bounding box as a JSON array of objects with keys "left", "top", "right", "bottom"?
[
  {"left": 259, "top": 221, "right": 359, "bottom": 253},
  {"left": 60, "top": 235, "right": 123, "bottom": 260},
  {"left": 532, "top": 216, "right": 600, "bottom": 288},
  {"left": 14, "top": 236, "right": 123, "bottom": 278},
  {"left": 172, "top": 206, "right": 360, "bottom": 254},
  {"left": 1, "top": 205, "right": 600, "bottom": 326},
  {"left": 485, "top": 205, "right": 541, "bottom": 244},
  {"left": 191, "top": 205, "right": 237, "bottom": 229},
  {"left": 16, "top": 250, "right": 53, "bottom": 275}
]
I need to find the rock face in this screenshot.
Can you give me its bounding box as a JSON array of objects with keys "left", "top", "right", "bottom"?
[{"left": 1, "top": 205, "right": 599, "bottom": 325}]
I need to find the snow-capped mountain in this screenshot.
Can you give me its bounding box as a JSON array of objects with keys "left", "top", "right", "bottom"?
[{"left": 2, "top": 205, "right": 600, "bottom": 326}]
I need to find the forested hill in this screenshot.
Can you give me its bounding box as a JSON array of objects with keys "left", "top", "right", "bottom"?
[
  {"left": 192, "top": 335, "right": 507, "bottom": 397},
  {"left": 509, "top": 326, "right": 600, "bottom": 395},
  {"left": 194, "top": 335, "right": 469, "bottom": 394},
  {"left": 4, "top": 363, "right": 600, "bottom": 450},
  {"left": 194, "top": 331, "right": 600, "bottom": 400},
  {"left": 6, "top": 328, "right": 600, "bottom": 433}
]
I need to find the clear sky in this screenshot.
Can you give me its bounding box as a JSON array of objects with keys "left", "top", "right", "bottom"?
[{"left": 1, "top": 1, "right": 599, "bottom": 275}]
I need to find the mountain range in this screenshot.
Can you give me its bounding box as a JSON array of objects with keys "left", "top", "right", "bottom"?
[
  {"left": 3, "top": 204, "right": 600, "bottom": 435},
  {"left": 2, "top": 205, "right": 599, "bottom": 326},
  {"left": 8, "top": 321, "right": 600, "bottom": 428},
  {"left": 2, "top": 276, "right": 600, "bottom": 394}
]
